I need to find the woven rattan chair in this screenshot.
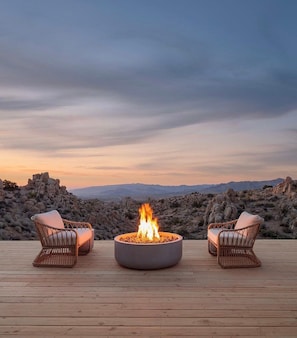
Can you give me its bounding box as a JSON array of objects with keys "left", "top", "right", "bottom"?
[
  {"left": 208, "top": 211, "right": 264, "bottom": 268},
  {"left": 31, "top": 210, "right": 94, "bottom": 267}
]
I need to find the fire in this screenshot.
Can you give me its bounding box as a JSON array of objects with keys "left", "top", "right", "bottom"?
[{"left": 137, "top": 203, "right": 160, "bottom": 242}]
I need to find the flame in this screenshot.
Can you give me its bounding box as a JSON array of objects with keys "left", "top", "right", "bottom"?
[{"left": 137, "top": 203, "right": 160, "bottom": 242}]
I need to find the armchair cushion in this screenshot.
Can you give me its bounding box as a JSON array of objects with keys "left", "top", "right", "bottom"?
[
  {"left": 208, "top": 228, "right": 246, "bottom": 246},
  {"left": 33, "top": 210, "right": 65, "bottom": 229},
  {"left": 234, "top": 211, "right": 264, "bottom": 230},
  {"left": 48, "top": 228, "right": 93, "bottom": 247}
]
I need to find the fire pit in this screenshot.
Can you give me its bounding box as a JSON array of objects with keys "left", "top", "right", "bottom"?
[{"left": 114, "top": 203, "right": 183, "bottom": 270}]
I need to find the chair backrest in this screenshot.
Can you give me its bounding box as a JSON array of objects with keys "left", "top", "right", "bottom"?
[
  {"left": 31, "top": 210, "right": 65, "bottom": 229},
  {"left": 234, "top": 211, "right": 264, "bottom": 230}
]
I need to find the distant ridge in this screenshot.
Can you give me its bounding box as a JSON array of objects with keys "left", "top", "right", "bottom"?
[{"left": 70, "top": 178, "right": 283, "bottom": 201}]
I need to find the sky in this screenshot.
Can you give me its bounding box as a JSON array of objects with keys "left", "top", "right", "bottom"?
[{"left": 0, "top": 0, "right": 296, "bottom": 189}]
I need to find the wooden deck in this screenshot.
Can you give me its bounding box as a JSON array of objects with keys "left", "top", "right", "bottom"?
[{"left": 0, "top": 240, "right": 297, "bottom": 337}]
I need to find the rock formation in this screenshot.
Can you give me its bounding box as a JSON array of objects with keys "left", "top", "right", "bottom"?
[
  {"left": 273, "top": 176, "right": 297, "bottom": 198},
  {"left": 0, "top": 173, "right": 296, "bottom": 240}
]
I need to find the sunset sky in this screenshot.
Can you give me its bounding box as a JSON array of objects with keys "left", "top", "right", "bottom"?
[{"left": 1, "top": 0, "right": 296, "bottom": 189}]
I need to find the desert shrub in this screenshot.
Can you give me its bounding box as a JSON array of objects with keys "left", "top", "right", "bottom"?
[
  {"left": 171, "top": 217, "right": 181, "bottom": 225},
  {"left": 283, "top": 227, "right": 293, "bottom": 234},
  {"left": 264, "top": 214, "right": 273, "bottom": 221},
  {"left": 28, "top": 191, "right": 37, "bottom": 198},
  {"left": 197, "top": 218, "right": 204, "bottom": 227},
  {"left": 3, "top": 180, "right": 19, "bottom": 191},
  {"left": 268, "top": 195, "right": 279, "bottom": 202},
  {"left": 191, "top": 201, "right": 202, "bottom": 208},
  {"left": 255, "top": 201, "right": 275, "bottom": 208},
  {"left": 170, "top": 201, "right": 180, "bottom": 208},
  {"left": 260, "top": 229, "right": 279, "bottom": 238},
  {"left": 263, "top": 202, "right": 275, "bottom": 208},
  {"left": 124, "top": 211, "right": 134, "bottom": 220}
]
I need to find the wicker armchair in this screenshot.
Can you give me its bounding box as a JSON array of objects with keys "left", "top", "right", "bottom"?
[
  {"left": 208, "top": 211, "right": 264, "bottom": 268},
  {"left": 31, "top": 210, "right": 94, "bottom": 267}
]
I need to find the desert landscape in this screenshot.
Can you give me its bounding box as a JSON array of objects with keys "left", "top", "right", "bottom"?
[{"left": 0, "top": 173, "right": 296, "bottom": 241}]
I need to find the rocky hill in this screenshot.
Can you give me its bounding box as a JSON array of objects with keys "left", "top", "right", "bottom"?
[{"left": 0, "top": 173, "right": 296, "bottom": 240}]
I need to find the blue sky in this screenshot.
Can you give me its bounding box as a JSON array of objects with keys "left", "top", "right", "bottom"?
[{"left": 0, "top": 0, "right": 296, "bottom": 188}]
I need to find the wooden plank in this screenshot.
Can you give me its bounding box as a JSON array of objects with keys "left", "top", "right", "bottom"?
[
  {"left": 1, "top": 325, "right": 297, "bottom": 336},
  {"left": 1, "top": 316, "right": 297, "bottom": 327}
]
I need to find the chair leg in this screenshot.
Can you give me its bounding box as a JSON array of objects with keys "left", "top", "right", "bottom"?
[
  {"left": 217, "top": 246, "right": 261, "bottom": 269},
  {"left": 32, "top": 246, "right": 77, "bottom": 268},
  {"left": 208, "top": 240, "right": 217, "bottom": 256}
]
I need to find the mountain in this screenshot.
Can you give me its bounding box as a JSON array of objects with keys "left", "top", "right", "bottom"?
[{"left": 69, "top": 178, "right": 283, "bottom": 201}]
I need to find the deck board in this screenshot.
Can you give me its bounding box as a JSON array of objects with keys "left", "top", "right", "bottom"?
[{"left": 0, "top": 240, "right": 297, "bottom": 337}]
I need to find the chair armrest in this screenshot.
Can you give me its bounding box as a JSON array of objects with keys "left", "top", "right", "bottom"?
[
  {"left": 208, "top": 219, "right": 237, "bottom": 230},
  {"left": 63, "top": 219, "right": 93, "bottom": 230}
]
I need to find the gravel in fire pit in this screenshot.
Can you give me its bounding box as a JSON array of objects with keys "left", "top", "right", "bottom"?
[{"left": 117, "top": 232, "right": 179, "bottom": 243}]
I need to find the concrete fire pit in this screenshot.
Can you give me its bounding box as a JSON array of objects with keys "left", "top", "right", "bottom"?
[{"left": 114, "top": 232, "right": 183, "bottom": 270}]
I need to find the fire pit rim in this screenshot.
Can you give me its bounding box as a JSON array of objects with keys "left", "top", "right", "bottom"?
[{"left": 114, "top": 231, "right": 183, "bottom": 245}]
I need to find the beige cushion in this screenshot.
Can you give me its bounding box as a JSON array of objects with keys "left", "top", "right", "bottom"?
[
  {"left": 75, "top": 228, "right": 93, "bottom": 246},
  {"left": 32, "top": 210, "right": 65, "bottom": 229},
  {"left": 48, "top": 228, "right": 93, "bottom": 247},
  {"left": 234, "top": 211, "right": 264, "bottom": 230},
  {"left": 208, "top": 228, "right": 246, "bottom": 246}
]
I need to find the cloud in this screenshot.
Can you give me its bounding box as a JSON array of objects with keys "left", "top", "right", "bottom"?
[
  {"left": 0, "top": 95, "right": 68, "bottom": 112},
  {"left": 1, "top": 35, "right": 297, "bottom": 122},
  {"left": 0, "top": 0, "right": 297, "bottom": 159}
]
